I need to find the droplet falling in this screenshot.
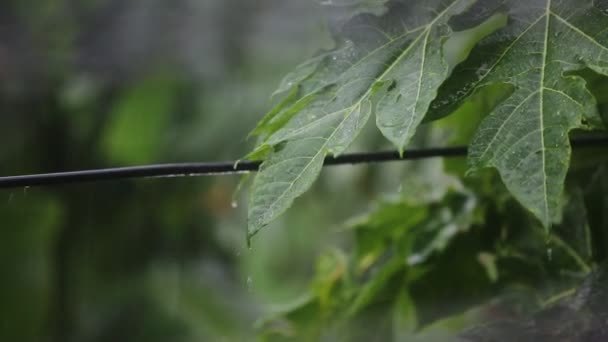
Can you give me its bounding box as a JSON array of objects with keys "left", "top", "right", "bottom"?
[{"left": 246, "top": 276, "right": 253, "bottom": 292}]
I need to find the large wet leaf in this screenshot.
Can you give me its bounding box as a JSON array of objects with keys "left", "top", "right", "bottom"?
[
  {"left": 432, "top": 0, "right": 608, "bottom": 227},
  {"left": 247, "top": 0, "right": 481, "bottom": 238}
]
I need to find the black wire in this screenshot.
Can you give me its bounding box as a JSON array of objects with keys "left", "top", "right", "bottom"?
[{"left": 1, "top": 134, "right": 607, "bottom": 189}]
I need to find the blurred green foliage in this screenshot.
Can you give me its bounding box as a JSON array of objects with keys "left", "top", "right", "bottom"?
[
  {"left": 0, "top": 1, "right": 336, "bottom": 341},
  {"left": 102, "top": 74, "right": 178, "bottom": 164}
]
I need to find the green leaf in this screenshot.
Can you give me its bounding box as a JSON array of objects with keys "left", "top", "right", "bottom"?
[
  {"left": 248, "top": 0, "right": 482, "bottom": 238},
  {"left": 432, "top": 0, "right": 608, "bottom": 227},
  {"left": 102, "top": 75, "right": 177, "bottom": 164},
  {"left": 348, "top": 255, "right": 404, "bottom": 316},
  {"left": 407, "top": 191, "right": 478, "bottom": 265},
  {"left": 392, "top": 288, "right": 418, "bottom": 340}
]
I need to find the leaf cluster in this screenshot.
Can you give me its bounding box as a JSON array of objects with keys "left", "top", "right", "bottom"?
[
  {"left": 256, "top": 160, "right": 608, "bottom": 341},
  {"left": 246, "top": 0, "right": 608, "bottom": 238}
]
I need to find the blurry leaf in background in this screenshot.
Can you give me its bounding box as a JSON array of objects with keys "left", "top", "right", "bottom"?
[{"left": 102, "top": 74, "right": 178, "bottom": 164}]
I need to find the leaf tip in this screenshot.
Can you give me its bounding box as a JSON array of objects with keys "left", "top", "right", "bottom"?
[
  {"left": 398, "top": 147, "right": 405, "bottom": 159},
  {"left": 247, "top": 223, "right": 262, "bottom": 247},
  {"left": 246, "top": 232, "right": 252, "bottom": 249}
]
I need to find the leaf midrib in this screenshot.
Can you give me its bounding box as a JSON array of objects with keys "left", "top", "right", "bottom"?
[
  {"left": 477, "top": 1, "right": 551, "bottom": 223},
  {"left": 539, "top": 0, "right": 551, "bottom": 225}
]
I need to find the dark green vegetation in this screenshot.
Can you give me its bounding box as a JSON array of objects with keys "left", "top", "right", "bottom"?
[{"left": 1, "top": 0, "right": 608, "bottom": 341}]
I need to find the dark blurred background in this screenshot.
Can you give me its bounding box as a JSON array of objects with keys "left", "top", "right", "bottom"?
[{"left": 0, "top": 1, "right": 365, "bottom": 340}]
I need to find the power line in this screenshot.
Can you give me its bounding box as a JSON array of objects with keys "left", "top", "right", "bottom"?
[{"left": 1, "top": 134, "right": 607, "bottom": 189}]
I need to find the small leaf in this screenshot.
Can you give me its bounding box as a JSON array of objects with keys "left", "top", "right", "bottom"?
[{"left": 102, "top": 75, "right": 177, "bottom": 164}]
